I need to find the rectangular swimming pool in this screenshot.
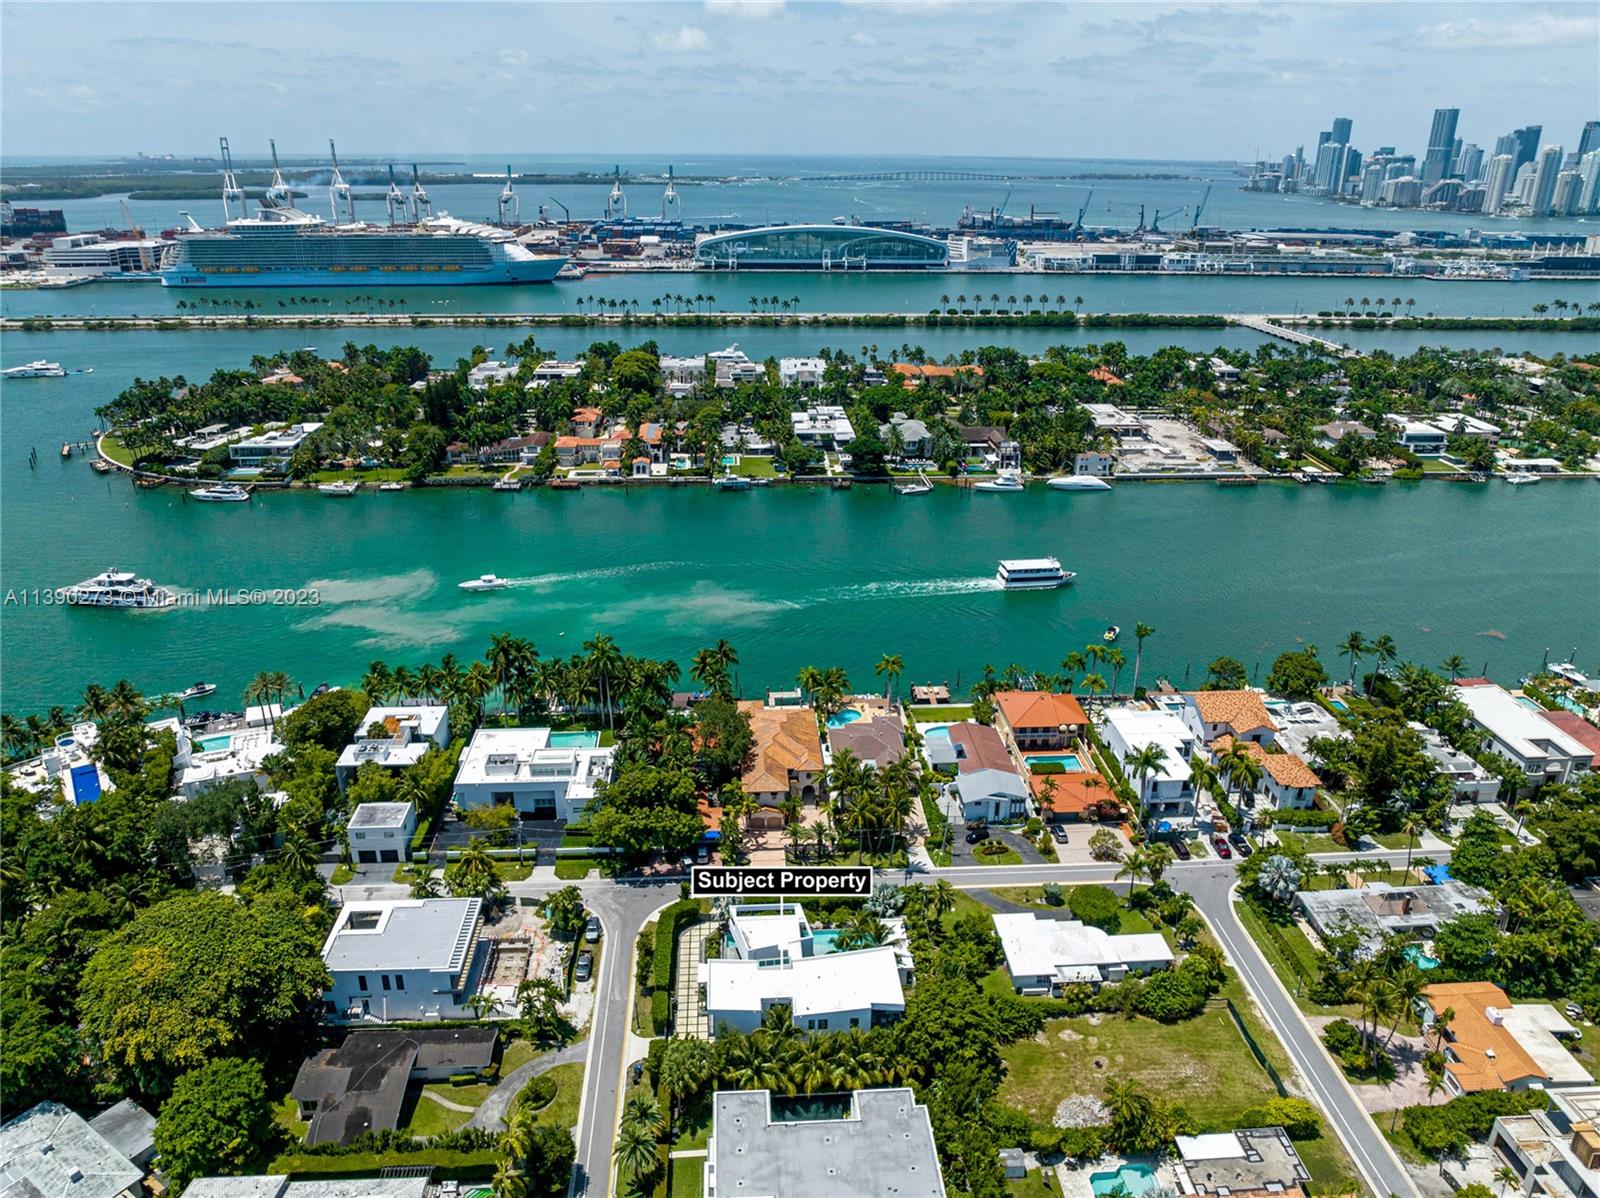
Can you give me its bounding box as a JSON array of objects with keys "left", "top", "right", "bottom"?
[
  {"left": 548, "top": 731, "right": 599, "bottom": 748},
  {"left": 196, "top": 734, "right": 232, "bottom": 752},
  {"left": 1028, "top": 753, "right": 1084, "bottom": 771}
]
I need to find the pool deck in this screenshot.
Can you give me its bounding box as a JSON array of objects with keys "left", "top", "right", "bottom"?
[{"left": 1058, "top": 1155, "right": 1175, "bottom": 1198}]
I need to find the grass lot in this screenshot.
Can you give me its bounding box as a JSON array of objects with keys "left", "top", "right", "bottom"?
[
  {"left": 1298, "top": 867, "right": 1416, "bottom": 891},
  {"left": 99, "top": 435, "right": 135, "bottom": 467},
  {"left": 307, "top": 466, "right": 409, "bottom": 483},
  {"left": 730, "top": 456, "right": 777, "bottom": 477},
  {"left": 403, "top": 1089, "right": 470, "bottom": 1137},
  {"left": 1233, "top": 897, "right": 1359, "bottom": 1017},
  {"left": 910, "top": 705, "right": 974, "bottom": 722},
  {"left": 501, "top": 1039, "right": 540, "bottom": 1074},
  {"left": 667, "top": 1156, "right": 705, "bottom": 1198},
  {"left": 670, "top": 1092, "right": 714, "bottom": 1151},
  {"left": 989, "top": 886, "right": 1069, "bottom": 908},
  {"left": 534, "top": 1063, "right": 584, "bottom": 1131},
  {"left": 556, "top": 855, "right": 604, "bottom": 879},
  {"left": 971, "top": 842, "right": 1024, "bottom": 866},
  {"left": 1273, "top": 831, "right": 1348, "bottom": 856},
  {"left": 329, "top": 864, "right": 354, "bottom": 885},
  {"left": 1005, "top": 1170, "right": 1060, "bottom": 1197},
  {"left": 492, "top": 860, "right": 534, "bottom": 882}
]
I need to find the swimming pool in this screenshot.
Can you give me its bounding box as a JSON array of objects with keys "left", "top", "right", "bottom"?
[
  {"left": 196, "top": 734, "right": 232, "bottom": 752},
  {"left": 826, "top": 708, "right": 863, "bottom": 729},
  {"left": 1328, "top": 699, "right": 1349, "bottom": 712},
  {"left": 810, "top": 929, "right": 845, "bottom": 954},
  {"left": 1403, "top": 944, "right": 1441, "bottom": 970},
  {"left": 919, "top": 722, "right": 952, "bottom": 741},
  {"left": 1514, "top": 695, "right": 1545, "bottom": 712},
  {"left": 548, "top": 730, "right": 599, "bottom": 748},
  {"left": 1028, "top": 753, "right": 1084, "bottom": 771},
  {"left": 1090, "top": 1163, "right": 1158, "bottom": 1197}
]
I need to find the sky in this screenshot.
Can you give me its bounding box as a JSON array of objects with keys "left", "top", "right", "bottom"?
[{"left": 1, "top": 1, "right": 1596, "bottom": 161}]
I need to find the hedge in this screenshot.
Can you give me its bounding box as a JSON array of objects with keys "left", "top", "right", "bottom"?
[
  {"left": 1401, "top": 1090, "right": 1547, "bottom": 1158},
  {"left": 1271, "top": 808, "right": 1339, "bottom": 829},
  {"left": 650, "top": 900, "right": 700, "bottom": 1034}
]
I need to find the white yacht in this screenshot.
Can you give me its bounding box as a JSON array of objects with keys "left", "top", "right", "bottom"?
[
  {"left": 459, "top": 574, "right": 510, "bottom": 592},
  {"left": 191, "top": 483, "right": 251, "bottom": 502},
  {"left": 895, "top": 476, "right": 934, "bottom": 496},
  {"left": 996, "top": 558, "right": 1075, "bottom": 590},
  {"left": 973, "top": 470, "right": 1025, "bottom": 492},
  {"left": 714, "top": 475, "right": 752, "bottom": 490},
  {"left": 1505, "top": 472, "right": 1540, "bottom": 485},
  {"left": 63, "top": 568, "right": 176, "bottom": 609},
  {"left": 179, "top": 681, "right": 217, "bottom": 700},
  {"left": 1047, "top": 475, "right": 1112, "bottom": 491},
  {"left": 492, "top": 477, "right": 522, "bottom": 491},
  {"left": 2, "top": 360, "right": 67, "bottom": 379},
  {"left": 378, "top": 481, "right": 406, "bottom": 492},
  {"left": 318, "top": 480, "right": 360, "bottom": 496}
]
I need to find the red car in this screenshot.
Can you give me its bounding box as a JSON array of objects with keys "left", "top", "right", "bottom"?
[{"left": 1212, "top": 835, "right": 1233, "bottom": 859}]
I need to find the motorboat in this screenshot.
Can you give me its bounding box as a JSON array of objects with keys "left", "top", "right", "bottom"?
[
  {"left": 973, "top": 470, "right": 1025, "bottom": 492},
  {"left": 179, "top": 682, "right": 217, "bottom": 701},
  {"left": 1047, "top": 475, "right": 1111, "bottom": 491},
  {"left": 2, "top": 360, "right": 67, "bottom": 379},
  {"left": 1505, "top": 472, "right": 1540, "bottom": 485},
  {"left": 996, "top": 558, "right": 1075, "bottom": 590},
  {"left": 714, "top": 475, "right": 752, "bottom": 490},
  {"left": 62, "top": 568, "right": 175, "bottom": 609},
  {"left": 61, "top": 443, "right": 72, "bottom": 459},
  {"left": 1103, "top": 625, "right": 1121, "bottom": 642},
  {"left": 1548, "top": 662, "right": 1593, "bottom": 688},
  {"left": 378, "top": 481, "right": 406, "bottom": 491},
  {"left": 460, "top": 574, "right": 510, "bottom": 592},
  {"left": 191, "top": 483, "right": 251, "bottom": 502},
  {"left": 492, "top": 477, "right": 522, "bottom": 491},
  {"left": 91, "top": 458, "right": 112, "bottom": 474},
  {"left": 895, "top": 477, "right": 934, "bottom": 496},
  {"left": 318, "top": 480, "right": 360, "bottom": 496}
]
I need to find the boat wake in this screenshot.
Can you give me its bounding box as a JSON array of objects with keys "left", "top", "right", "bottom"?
[
  {"left": 304, "top": 568, "right": 438, "bottom": 604},
  {"left": 499, "top": 562, "right": 683, "bottom": 590},
  {"left": 817, "top": 576, "right": 1005, "bottom": 602}
]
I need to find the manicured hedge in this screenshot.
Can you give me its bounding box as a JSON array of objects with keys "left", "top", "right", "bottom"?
[
  {"left": 515, "top": 1073, "right": 557, "bottom": 1113},
  {"left": 650, "top": 900, "right": 700, "bottom": 1034},
  {"left": 1272, "top": 808, "right": 1338, "bottom": 828}
]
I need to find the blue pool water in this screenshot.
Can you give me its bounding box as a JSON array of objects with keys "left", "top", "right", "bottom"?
[
  {"left": 1514, "top": 695, "right": 1544, "bottom": 712},
  {"left": 1090, "top": 1163, "right": 1158, "bottom": 1197},
  {"left": 548, "top": 730, "right": 599, "bottom": 748},
  {"left": 1328, "top": 699, "right": 1349, "bottom": 712},
  {"left": 1404, "top": 944, "right": 1441, "bottom": 970},
  {"left": 920, "top": 723, "right": 952, "bottom": 742},
  {"left": 810, "top": 929, "right": 845, "bottom": 954},
  {"left": 196, "top": 734, "right": 232, "bottom": 752},
  {"left": 1028, "top": 753, "right": 1085, "bottom": 771},
  {"left": 826, "top": 708, "right": 863, "bottom": 729}
]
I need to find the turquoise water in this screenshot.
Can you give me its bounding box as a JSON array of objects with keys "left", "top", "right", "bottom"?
[
  {"left": 1028, "top": 753, "right": 1085, "bottom": 770},
  {"left": 1090, "top": 1163, "right": 1158, "bottom": 1197},
  {"left": 920, "top": 724, "right": 954, "bottom": 743},
  {"left": 1328, "top": 699, "right": 1350, "bottom": 712},
  {"left": 826, "top": 708, "right": 864, "bottom": 729},
  {"left": 1403, "top": 945, "right": 1441, "bottom": 970},
  {"left": 1514, "top": 695, "right": 1544, "bottom": 711},
  {"left": 195, "top": 734, "right": 232, "bottom": 752},
  {"left": 548, "top": 730, "right": 599, "bottom": 748},
  {"left": 810, "top": 929, "right": 844, "bottom": 954}
]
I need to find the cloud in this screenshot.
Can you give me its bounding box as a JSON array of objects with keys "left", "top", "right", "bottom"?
[
  {"left": 650, "top": 24, "right": 711, "bottom": 51},
  {"left": 847, "top": 30, "right": 878, "bottom": 46},
  {"left": 1409, "top": 11, "right": 1597, "bottom": 50},
  {"left": 499, "top": 48, "right": 529, "bottom": 67},
  {"left": 704, "top": 0, "right": 786, "bottom": 18}
]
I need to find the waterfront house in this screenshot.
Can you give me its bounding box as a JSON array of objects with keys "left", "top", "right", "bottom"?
[
  {"left": 991, "top": 912, "right": 1172, "bottom": 995},
  {"left": 1075, "top": 450, "right": 1115, "bottom": 476},
  {"left": 702, "top": 903, "right": 907, "bottom": 1036},
  {"left": 737, "top": 701, "right": 825, "bottom": 816},
  {"left": 1410, "top": 721, "right": 1501, "bottom": 803},
  {"left": 892, "top": 362, "right": 983, "bottom": 389},
  {"left": 0, "top": 1102, "right": 145, "bottom": 1198},
  {"left": 335, "top": 705, "right": 450, "bottom": 791},
  {"left": 451, "top": 727, "right": 615, "bottom": 822},
  {"left": 660, "top": 354, "right": 706, "bottom": 386},
  {"left": 1175, "top": 1129, "right": 1311, "bottom": 1198},
  {"left": 467, "top": 360, "right": 517, "bottom": 390},
  {"left": 957, "top": 424, "right": 1007, "bottom": 457},
  {"left": 879, "top": 413, "right": 934, "bottom": 458},
  {"left": 527, "top": 359, "right": 583, "bottom": 387},
  {"left": 1539, "top": 710, "right": 1600, "bottom": 772},
  {"left": 1392, "top": 417, "right": 1449, "bottom": 456},
  {"left": 947, "top": 767, "right": 1030, "bottom": 824},
  {"left": 1209, "top": 736, "right": 1321, "bottom": 810},
  {"left": 827, "top": 712, "right": 907, "bottom": 771},
  {"left": 945, "top": 721, "right": 1015, "bottom": 773},
  {"left": 993, "top": 690, "right": 1088, "bottom": 753},
  {"left": 790, "top": 404, "right": 855, "bottom": 449},
  {"left": 1182, "top": 690, "right": 1279, "bottom": 746},
  {"left": 1294, "top": 881, "right": 1492, "bottom": 954},
  {"left": 1452, "top": 681, "right": 1592, "bottom": 787},
  {"left": 229, "top": 421, "right": 325, "bottom": 465},
  {"left": 1314, "top": 419, "right": 1376, "bottom": 448},
  {"left": 1083, "top": 402, "right": 1145, "bottom": 436},
  {"left": 347, "top": 801, "right": 416, "bottom": 865},
  {"left": 1100, "top": 707, "right": 1199, "bottom": 827},
  {"left": 709, "top": 345, "right": 765, "bottom": 387},
  {"left": 1486, "top": 1085, "right": 1600, "bottom": 1198},
  {"left": 571, "top": 406, "right": 604, "bottom": 437},
  {"left": 320, "top": 898, "right": 484, "bottom": 1023},
  {"left": 1419, "top": 982, "right": 1589, "bottom": 1095},
  {"left": 778, "top": 357, "right": 826, "bottom": 388},
  {"left": 446, "top": 432, "right": 550, "bottom": 466},
  {"left": 704, "top": 1088, "right": 946, "bottom": 1198}
]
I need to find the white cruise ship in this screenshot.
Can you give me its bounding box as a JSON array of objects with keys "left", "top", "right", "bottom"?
[
  {"left": 996, "top": 558, "right": 1075, "bottom": 590},
  {"left": 63, "top": 568, "right": 176, "bottom": 608}
]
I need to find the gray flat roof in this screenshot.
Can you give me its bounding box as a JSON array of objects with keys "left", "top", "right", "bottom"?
[
  {"left": 347, "top": 802, "right": 414, "bottom": 830},
  {"left": 84, "top": 1100, "right": 154, "bottom": 1165},
  {"left": 709, "top": 1088, "right": 945, "bottom": 1198},
  {"left": 322, "top": 899, "right": 481, "bottom": 974}
]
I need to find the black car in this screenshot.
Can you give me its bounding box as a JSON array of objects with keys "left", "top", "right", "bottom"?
[
  {"left": 575, "top": 950, "right": 594, "bottom": 983},
  {"left": 965, "top": 826, "right": 990, "bottom": 844},
  {"left": 1049, "top": 824, "right": 1070, "bottom": 845},
  {"left": 1228, "top": 831, "right": 1254, "bottom": 857},
  {"left": 1169, "top": 838, "right": 1191, "bottom": 860}
]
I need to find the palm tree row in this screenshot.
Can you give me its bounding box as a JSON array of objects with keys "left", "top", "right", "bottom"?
[
  {"left": 811, "top": 748, "right": 919, "bottom": 861},
  {"left": 1338, "top": 630, "right": 1399, "bottom": 694},
  {"left": 794, "top": 664, "right": 851, "bottom": 718}
]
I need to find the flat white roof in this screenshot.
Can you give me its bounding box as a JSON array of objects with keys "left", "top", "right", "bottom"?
[
  {"left": 705, "top": 945, "right": 904, "bottom": 1020},
  {"left": 454, "top": 727, "right": 615, "bottom": 793},
  {"left": 1177, "top": 1132, "right": 1246, "bottom": 1162},
  {"left": 1502, "top": 1004, "right": 1592, "bottom": 1086},
  {"left": 992, "top": 912, "right": 1173, "bottom": 979},
  {"left": 348, "top": 801, "right": 414, "bottom": 830},
  {"left": 1102, "top": 707, "right": 1196, "bottom": 784},
  {"left": 1454, "top": 684, "right": 1591, "bottom": 764},
  {"left": 322, "top": 898, "right": 481, "bottom": 974}
]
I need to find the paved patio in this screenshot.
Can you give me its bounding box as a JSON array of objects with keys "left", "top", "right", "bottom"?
[{"left": 673, "top": 920, "right": 714, "bottom": 1039}]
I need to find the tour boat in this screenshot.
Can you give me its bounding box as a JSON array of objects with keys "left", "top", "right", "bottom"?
[
  {"left": 996, "top": 558, "right": 1075, "bottom": 590},
  {"left": 180, "top": 682, "right": 218, "bottom": 701},
  {"left": 191, "top": 483, "right": 251, "bottom": 502},
  {"left": 1103, "top": 625, "right": 1121, "bottom": 642},
  {"left": 459, "top": 574, "right": 510, "bottom": 592},
  {"left": 2, "top": 360, "right": 67, "bottom": 379},
  {"left": 63, "top": 568, "right": 176, "bottom": 609},
  {"left": 1505, "top": 472, "right": 1539, "bottom": 485},
  {"left": 973, "top": 470, "right": 1025, "bottom": 493},
  {"left": 1047, "top": 475, "right": 1112, "bottom": 491},
  {"left": 714, "top": 475, "right": 752, "bottom": 490},
  {"left": 378, "top": 481, "right": 406, "bottom": 491},
  {"left": 318, "top": 480, "right": 360, "bottom": 496}
]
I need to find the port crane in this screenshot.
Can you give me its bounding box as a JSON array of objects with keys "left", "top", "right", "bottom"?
[
  {"left": 385, "top": 166, "right": 409, "bottom": 225},
  {"left": 661, "top": 165, "right": 681, "bottom": 220},
  {"left": 219, "top": 137, "right": 246, "bottom": 222},
  {"left": 264, "top": 139, "right": 294, "bottom": 209},
  {"left": 546, "top": 197, "right": 571, "bottom": 223},
  {"left": 328, "top": 140, "right": 355, "bottom": 224},
  {"left": 1148, "top": 204, "right": 1187, "bottom": 233},
  {"left": 409, "top": 166, "right": 432, "bottom": 221},
  {"left": 118, "top": 199, "right": 154, "bottom": 272},
  {"left": 605, "top": 166, "right": 627, "bottom": 219},
  {"left": 1189, "top": 183, "right": 1212, "bottom": 235},
  {"left": 497, "top": 166, "right": 519, "bottom": 225},
  {"left": 1072, "top": 189, "right": 1094, "bottom": 236}
]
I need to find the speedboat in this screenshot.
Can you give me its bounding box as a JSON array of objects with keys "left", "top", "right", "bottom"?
[
  {"left": 1047, "top": 475, "right": 1111, "bottom": 491},
  {"left": 2, "top": 360, "right": 67, "bottom": 379},
  {"left": 895, "top": 478, "right": 934, "bottom": 496},
  {"left": 378, "top": 481, "right": 406, "bottom": 491},
  {"left": 1505, "top": 472, "right": 1539, "bottom": 485},
  {"left": 63, "top": 568, "right": 175, "bottom": 609},
  {"left": 460, "top": 574, "right": 510, "bottom": 592},
  {"left": 492, "top": 478, "right": 522, "bottom": 491},
  {"left": 180, "top": 682, "right": 217, "bottom": 701},
  {"left": 973, "top": 470, "right": 1025, "bottom": 492},
  {"left": 714, "top": 475, "right": 752, "bottom": 490},
  {"left": 318, "top": 480, "right": 360, "bottom": 496},
  {"left": 1103, "top": 625, "right": 1121, "bottom": 642},
  {"left": 191, "top": 483, "right": 251, "bottom": 502},
  {"left": 996, "top": 558, "right": 1075, "bottom": 590}
]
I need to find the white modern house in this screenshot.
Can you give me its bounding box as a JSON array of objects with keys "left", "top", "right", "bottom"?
[
  {"left": 1100, "top": 707, "right": 1200, "bottom": 827},
  {"left": 347, "top": 801, "right": 417, "bottom": 865},
  {"left": 709, "top": 345, "right": 764, "bottom": 387},
  {"left": 466, "top": 360, "right": 517, "bottom": 389},
  {"left": 1392, "top": 417, "right": 1448, "bottom": 456},
  {"left": 229, "top": 421, "right": 325, "bottom": 465},
  {"left": 947, "top": 767, "right": 1031, "bottom": 824},
  {"left": 790, "top": 404, "right": 856, "bottom": 449},
  {"left": 320, "top": 898, "right": 484, "bottom": 1023},
  {"left": 527, "top": 359, "right": 584, "bottom": 387},
  {"left": 702, "top": 903, "right": 907, "bottom": 1035},
  {"left": 1411, "top": 721, "right": 1501, "bottom": 803},
  {"left": 335, "top": 705, "right": 451, "bottom": 790},
  {"left": 778, "top": 357, "right": 826, "bottom": 388},
  {"left": 452, "top": 727, "right": 615, "bottom": 821},
  {"left": 1453, "top": 682, "right": 1592, "bottom": 787},
  {"left": 1488, "top": 1085, "right": 1600, "bottom": 1198},
  {"left": 991, "top": 912, "right": 1173, "bottom": 995}
]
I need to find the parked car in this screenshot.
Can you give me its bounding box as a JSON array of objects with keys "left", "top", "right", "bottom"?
[
  {"left": 965, "top": 825, "right": 990, "bottom": 844},
  {"left": 1049, "top": 824, "right": 1070, "bottom": 845},
  {"left": 695, "top": 842, "right": 711, "bottom": 864},
  {"left": 1169, "top": 838, "right": 1191, "bottom": 860},
  {"left": 585, "top": 916, "right": 601, "bottom": 944},
  {"left": 575, "top": 950, "right": 594, "bottom": 983},
  {"left": 1212, "top": 835, "right": 1233, "bottom": 859},
  {"left": 1228, "top": 831, "right": 1254, "bottom": 857}
]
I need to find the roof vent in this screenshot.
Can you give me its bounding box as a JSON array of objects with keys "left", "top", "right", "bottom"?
[
  {"left": 68, "top": 1168, "right": 84, "bottom": 1183},
  {"left": 1486, "top": 1047, "right": 1497, "bottom": 1059}
]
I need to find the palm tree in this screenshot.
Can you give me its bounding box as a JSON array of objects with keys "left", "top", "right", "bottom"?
[
  {"left": 1369, "top": 633, "right": 1398, "bottom": 694},
  {"left": 1117, "top": 847, "right": 1150, "bottom": 895},
  {"left": 1125, "top": 742, "right": 1168, "bottom": 812},
  {"left": 613, "top": 1119, "right": 659, "bottom": 1182},
  {"left": 1106, "top": 648, "right": 1126, "bottom": 697},
  {"left": 1400, "top": 813, "right": 1423, "bottom": 879},
  {"left": 584, "top": 633, "right": 624, "bottom": 729},
  {"left": 1338, "top": 631, "right": 1368, "bottom": 690},
  {"left": 1257, "top": 853, "right": 1302, "bottom": 904},
  {"left": 874, "top": 653, "right": 904, "bottom": 700},
  {"left": 408, "top": 863, "right": 441, "bottom": 898},
  {"left": 1130, "top": 622, "right": 1156, "bottom": 696},
  {"left": 1060, "top": 650, "right": 1086, "bottom": 693},
  {"left": 1440, "top": 654, "right": 1467, "bottom": 680},
  {"left": 1493, "top": 1165, "right": 1519, "bottom": 1197},
  {"left": 929, "top": 879, "right": 956, "bottom": 924},
  {"left": 1221, "top": 741, "right": 1263, "bottom": 807},
  {"left": 1081, "top": 672, "right": 1107, "bottom": 714}
]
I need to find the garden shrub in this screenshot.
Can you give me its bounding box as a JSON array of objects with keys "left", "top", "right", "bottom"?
[
  {"left": 1068, "top": 884, "right": 1122, "bottom": 931},
  {"left": 515, "top": 1074, "right": 557, "bottom": 1113},
  {"left": 1239, "top": 1097, "right": 1322, "bottom": 1140},
  {"left": 1401, "top": 1091, "right": 1547, "bottom": 1158},
  {"left": 650, "top": 901, "right": 700, "bottom": 1034}
]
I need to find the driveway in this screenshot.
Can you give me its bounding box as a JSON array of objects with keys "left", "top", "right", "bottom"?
[
  {"left": 468, "top": 1038, "right": 590, "bottom": 1131},
  {"left": 1305, "top": 1017, "right": 1440, "bottom": 1112}
]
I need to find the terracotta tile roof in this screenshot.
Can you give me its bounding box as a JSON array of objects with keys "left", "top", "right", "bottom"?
[
  {"left": 1425, "top": 982, "right": 1544, "bottom": 1092},
  {"left": 1209, "top": 736, "right": 1319, "bottom": 789},
  {"left": 572, "top": 406, "right": 602, "bottom": 421},
  {"left": 1028, "top": 769, "right": 1112, "bottom": 816},
  {"left": 697, "top": 798, "right": 722, "bottom": 833},
  {"left": 737, "top": 701, "right": 823, "bottom": 794},
  {"left": 947, "top": 722, "right": 1014, "bottom": 774},
  {"left": 1188, "top": 690, "right": 1279, "bottom": 735},
  {"left": 1089, "top": 366, "right": 1124, "bottom": 385},
  {"left": 554, "top": 436, "right": 606, "bottom": 448},
  {"left": 1539, "top": 710, "right": 1600, "bottom": 767},
  {"left": 995, "top": 690, "right": 1087, "bottom": 731}
]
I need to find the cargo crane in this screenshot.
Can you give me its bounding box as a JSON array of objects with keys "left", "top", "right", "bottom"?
[
  {"left": 118, "top": 199, "right": 154, "bottom": 272},
  {"left": 1072, "top": 188, "right": 1094, "bottom": 238},
  {"left": 547, "top": 196, "right": 571, "bottom": 223},
  {"left": 385, "top": 166, "right": 409, "bottom": 225},
  {"left": 328, "top": 139, "right": 355, "bottom": 224},
  {"left": 264, "top": 139, "right": 294, "bottom": 209},
  {"left": 1148, "top": 205, "right": 1186, "bottom": 233},
  {"left": 1189, "top": 183, "right": 1212, "bottom": 235},
  {"left": 409, "top": 165, "right": 432, "bottom": 221},
  {"left": 661, "top": 164, "right": 681, "bottom": 220},
  {"left": 219, "top": 137, "right": 246, "bottom": 222},
  {"left": 497, "top": 166, "right": 519, "bottom": 226},
  {"left": 605, "top": 166, "right": 627, "bottom": 219}
]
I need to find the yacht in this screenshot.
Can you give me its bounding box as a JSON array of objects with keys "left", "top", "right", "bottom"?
[
  {"left": 3, "top": 360, "right": 67, "bottom": 379},
  {"left": 1505, "top": 472, "right": 1540, "bottom": 485},
  {"left": 179, "top": 681, "right": 218, "bottom": 701},
  {"left": 459, "top": 574, "right": 510, "bottom": 592},
  {"left": 996, "top": 558, "right": 1075, "bottom": 590},
  {"left": 973, "top": 470, "right": 1025, "bottom": 493},
  {"left": 895, "top": 476, "right": 934, "bottom": 496},
  {"left": 492, "top": 477, "right": 522, "bottom": 491},
  {"left": 377, "top": 481, "right": 406, "bottom": 491},
  {"left": 1047, "top": 475, "right": 1112, "bottom": 491},
  {"left": 63, "top": 568, "right": 176, "bottom": 609},
  {"left": 191, "top": 483, "right": 251, "bottom": 502},
  {"left": 1103, "top": 625, "right": 1121, "bottom": 643},
  {"left": 318, "top": 480, "right": 360, "bottom": 496},
  {"left": 714, "top": 475, "right": 752, "bottom": 490}
]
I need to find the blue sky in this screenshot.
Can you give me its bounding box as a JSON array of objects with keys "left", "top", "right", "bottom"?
[{"left": 2, "top": 1, "right": 1595, "bottom": 160}]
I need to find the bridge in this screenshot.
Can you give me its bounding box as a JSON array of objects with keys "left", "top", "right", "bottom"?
[{"left": 1233, "top": 314, "right": 1362, "bottom": 358}]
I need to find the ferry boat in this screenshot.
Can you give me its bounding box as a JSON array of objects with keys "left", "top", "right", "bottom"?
[
  {"left": 191, "top": 483, "right": 251, "bottom": 502},
  {"left": 973, "top": 470, "right": 1025, "bottom": 493},
  {"left": 996, "top": 558, "right": 1075, "bottom": 590},
  {"left": 3, "top": 359, "right": 67, "bottom": 379},
  {"left": 63, "top": 568, "right": 176, "bottom": 609},
  {"left": 318, "top": 480, "right": 360, "bottom": 496},
  {"left": 1103, "top": 625, "right": 1121, "bottom": 643},
  {"left": 459, "top": 574, "right": 510, "bottom": 592},
  {"left": 1047, "top": 475, "right": 1112, "bottom": 491}
]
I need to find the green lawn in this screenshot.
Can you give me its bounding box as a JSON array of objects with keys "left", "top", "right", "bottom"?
[
  {"left": 971, "top": 843, "right": 1024, "bottom": 866},
  {"left": 670, "top": 1092, "right": 714, "bottom": 1151},
  {"left": 493, "top": 860, "right": 534, "bottom": 882},
  {"left": 534, "top": 1062, "right": 584, "bottom": 1131},
  {"left": 1005, "top": 1170, "right": 1060, "bottom": 1197},
  {"left": 910, "top": 705, "right": 974, "bottom": 722},
  {"left": 306, "top": 466, "right": 409, "bottom": 483},
  {"left": 1273, "top": 831, "right": 1348, "bottom": 856},
  {"left": 1233, "top": 897, "right": 1359, "bottom": 1017},
  {"left": 667, "top": 1156, "right": 705, "bottom": 1198},
  {"left": 273, "top": 1096, "right": 308, "bottom": 1141},
  {"left": 424, "top": 1081, "right": 496, "bottom": 1108},
  {"left": 730, "top": 456, "right": 777, "bottom": 477},
  {"left": 329, "top": 863, "right": 354, "bottom": 885},
  {"left": 556, "top": 854, "right": 603, "bottom": 879},
  {"left": 403, "top": 1089, "right": 470, "bottom": 1137},
  {"left": 99, "top": 435, "right": 135, "bottom": 468}
]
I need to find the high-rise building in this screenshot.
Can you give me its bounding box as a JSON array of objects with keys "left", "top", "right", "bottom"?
[
  {"left": 1530, "top": 144, "right": 1564, "bottom": 216},
  {"left": 1512, "top": 161, "right": 1538, "bottom": 206},
  {"left": 1511, "top": 125, "right": 1542, "bottom": 173},
  {"left": 1578, "top": 120, "right": 1600, "bottom": 159},
  {"left": 1552, "top": 170, "right": 1582, "bottom": 217},
  {"left": 1455, "top": 143, "right": 1484, "bottom": 183},
  {"left": 1421, "top": 107, "right": 1460, "bottom": 185},
  {"left": 1493, "top": 132, "right": 1518, "bottom": 160},
  {"left": 1312, "top": 141, "right": 1345, "bottom": 192},
  {"left": 1360, "top": 162, "right": 1386, "bottom": 204},
  {"left": 1578, "top": 150, "right": 1600, "bottom": 215},
  {"left": 1481, "top": 153, "right": 1517, "bottom": 215},
  {"left": 1329, "top": 117, "right": 1352, "bottom": 147}
]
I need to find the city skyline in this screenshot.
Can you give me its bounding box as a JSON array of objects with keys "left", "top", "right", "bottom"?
[{"left": 1, "top": 1, "right": 1596, "bottom": 159}]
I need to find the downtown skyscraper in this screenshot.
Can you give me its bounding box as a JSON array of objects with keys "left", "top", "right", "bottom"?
[{"left": 1421, "top": 107, "right": 1460, "bottom": 185}]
